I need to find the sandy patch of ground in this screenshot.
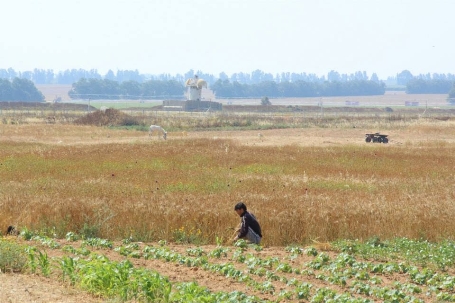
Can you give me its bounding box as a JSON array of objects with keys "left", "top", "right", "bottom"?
[
  {"left": 0, "top": 273, "right": 104, "bottom": 303},
  {"left": 3, "top": 124, "right": 454, "bottom": 147}
]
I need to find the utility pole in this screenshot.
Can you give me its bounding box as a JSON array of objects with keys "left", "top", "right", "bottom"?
[{"left": 320, "top": 98, "right": 323, "bottom": 117}]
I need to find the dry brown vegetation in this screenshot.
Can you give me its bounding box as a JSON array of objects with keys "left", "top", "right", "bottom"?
[
  {"left": 1, "top": 117, "right": 455, "bottom": 246},
  {"left": 73, "top": 108, "right": 143, "bottom": 126},
  {"left": 2, "top": 109, "right": 455, "bottom": 303}
]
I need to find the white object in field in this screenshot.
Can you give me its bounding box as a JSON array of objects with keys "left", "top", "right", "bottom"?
[{"left": 149, "top": 125, "right": 167, "bottom": 140}]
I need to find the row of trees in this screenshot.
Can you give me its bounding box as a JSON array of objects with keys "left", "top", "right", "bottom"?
[
  {"left": 0, "top": 68, "right": 148, "bottom": 85},
  {"left": 211, "top": 79, "right": 386, "bottom": 98},
  {"left": 397, "top": 70, "right": 455, "bottom": 86},
  {"left": 0, "top": 78, "right": 44, "bottom": 102},
  {"left": 0, "top": 67, "right": 375, "bottom": 85},
  {"left": 68, "top": 78, "right": 185, "bottom": 100},
  {"left": 63, "top": 78, "right": 455, "bottom": 102},
  {"left": 6, "top": 67, "right": 455, "bottom": 87},
  {"left": 406, "top": 79, "right": 454, "bottom": 94},
  {"left": 70, "top": 77, "right": 388, "bottom": 100},
  {"left": 68, "top": 78, "right": 387, "bottom": 99}
]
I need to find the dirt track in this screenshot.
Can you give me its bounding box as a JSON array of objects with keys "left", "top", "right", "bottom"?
[{"left": 3, "top": 125, "right": 454, "bottom": 147}]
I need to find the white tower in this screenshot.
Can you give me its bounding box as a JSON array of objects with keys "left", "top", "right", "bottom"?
[{"left": 185, "top": 75, "right": 207, "bottom": 101}]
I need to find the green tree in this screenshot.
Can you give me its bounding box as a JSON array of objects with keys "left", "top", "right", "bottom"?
[
  {"left": 11, "top": 78, "right": 44, "bottom": 101},
  {"left": 0, "top": 78, "right": 44, "bottom": 101},
  {"left": 327, "top": 70, "right": 341, "bottom": 82},
  {"left": 370, "top": 73, "right": 379, "bottom": 83},
  {"left": 397, "top": 70, "right": 413, "bottom": 85},
  {"left": 68, "top": 78, "right": 184, "bottom": 100},
  {"left": 120, "top": 80, "right": 142, "bottom": 99},
  {"left": 0, "top": 79, "right": 13, "bottom": 101},
  {"left": 104, "top": 70, "right": 116, "bottom": 81},
  {"left": 261, "top": 96, "right": 271, "bottom": 106},
  {"left": 448, "top": 83, "right": 455, "bottom": 104},
  {"left": 407, "top": 79, "right": 453, "bottom": 94}
]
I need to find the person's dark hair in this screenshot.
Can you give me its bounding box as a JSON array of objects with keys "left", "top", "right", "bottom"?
[{"left": 234, "top": 202, "right": 247, "bottom": 211}]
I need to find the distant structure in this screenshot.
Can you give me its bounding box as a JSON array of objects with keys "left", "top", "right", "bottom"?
[
  {"left": 185, "top": 75, "right": 207, "bottom": 101},
  {"left": 163, "top": 75, "right": 222, "bottom": 112}
]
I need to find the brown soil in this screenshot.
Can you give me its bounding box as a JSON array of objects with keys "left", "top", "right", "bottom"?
[
  {"left": 1, "top": 236, "right": 441, "bottom": 303},
  {"left": 1, "top": 238, "right": 315, "bottom": 303},
  {"left": 0, "top": 272, "right": 104, "bottom": 303}
]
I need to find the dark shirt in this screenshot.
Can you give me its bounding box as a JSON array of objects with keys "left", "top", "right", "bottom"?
[{"left": 238, "top": 211, "right": 262, "bottom": 238}]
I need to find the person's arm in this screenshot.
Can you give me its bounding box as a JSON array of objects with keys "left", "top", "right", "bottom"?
[
  {"left": 236, "top": 216, "right": 249, "bottom": 239},
  {"left": 231, "top": 223, "right": 241, "bottom": 242}
]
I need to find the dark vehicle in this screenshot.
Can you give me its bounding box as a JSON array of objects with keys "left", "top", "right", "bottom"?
[{"left": 365, "top": 133, "right": 389, "bottom": 143}]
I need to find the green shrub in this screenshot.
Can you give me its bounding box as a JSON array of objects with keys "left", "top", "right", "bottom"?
[{"left": 0, "top": 239, "right": 28, "bottom": 273}]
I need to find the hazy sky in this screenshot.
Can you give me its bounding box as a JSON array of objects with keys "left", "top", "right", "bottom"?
[{"left": 1, "top": 0, "right": 453, "bottom": 79}]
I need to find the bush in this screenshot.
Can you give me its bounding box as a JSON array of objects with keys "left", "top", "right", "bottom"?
[
  {"left": 0, "top": 239, "right": 28, "bottom": 273},
  {"left": 73, "top": 108, "right": 142, "bottom": 127},
  {"left": 261, "top": 96, "right": 271, "bottom": 106}
]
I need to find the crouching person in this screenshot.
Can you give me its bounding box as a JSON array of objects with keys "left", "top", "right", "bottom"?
[{"left": 232, "top": 202, "right": 262, "bottom": 244}]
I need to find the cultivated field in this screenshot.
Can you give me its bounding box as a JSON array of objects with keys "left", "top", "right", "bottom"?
[{"left": 1, "top": 110, "right": 455, "bottom": 302}]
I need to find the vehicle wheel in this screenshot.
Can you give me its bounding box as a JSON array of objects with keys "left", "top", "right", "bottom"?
[
  {"left": 372, "top": 137, "right": 378, "bottom": 143},
  {"left": 382, "top": 138, "right": 389, "bottom": 144},
  {"left": 365, "top": 137, "right": 371, "bottom": 143},
  {"left": 377, "top": 137, "right": 383, "bottom": 143}
]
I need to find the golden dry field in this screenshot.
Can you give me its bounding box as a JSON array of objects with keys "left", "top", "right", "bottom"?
[
  {"left": 1, "top": 119, "right": 455, "bottom": 244},
  {"left": 1, "top": 111, "right": 455, "bottom": 302}
]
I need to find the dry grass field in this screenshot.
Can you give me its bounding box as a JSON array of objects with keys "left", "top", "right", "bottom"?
[
  {"left": 1, "top": 110, "right": 455, "bottom": 302},
  {"left": 1, "top": 120, "right": 455, "bottom": 244}
]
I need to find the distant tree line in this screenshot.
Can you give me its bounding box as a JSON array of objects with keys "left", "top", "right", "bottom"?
[
  {"left": 397, "top": 70, "right": 455, "bottom": 85},
  {"left": 2, "top": 66, "right": 454, "bottom": 87},
  {"left": 0, "top": 67, "right": 398, "bottom": 86},
  {"left": 211, "top": 79, "right": 385, "bottom": 98},
  {"left": 0, "top": 68, "right": 147, "bottom": 85},
  {"left": 406, "top": 79, "right": 454, "bottom": 94},
  {"left": 68, "top": 78, "right": 185, "bottom": 100},
  {"left": 69, "top": 77, "right": 387, "bottom": 100},
  {"left": 393, "top": 70, "right": 455, "bottom": 103},
  {"left": 3, "top": 66, "right": 455, "bottom": 100},
  {"left": 0, "top": 78, "right": 44, "bottom": 102}
]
